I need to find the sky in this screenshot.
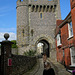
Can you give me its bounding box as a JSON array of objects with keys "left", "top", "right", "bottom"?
[{"left": 0, "top": 0, "right": 71, "bottom": 42}]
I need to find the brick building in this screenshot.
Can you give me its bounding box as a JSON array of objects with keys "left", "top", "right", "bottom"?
[{"left": 55, "top": 0, "right": 75, "bottom": 69}]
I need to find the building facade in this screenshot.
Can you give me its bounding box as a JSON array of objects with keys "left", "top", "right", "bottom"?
[
  {"left": 17, "top": 0, "right": 61, "bottom": 56},
  {"left": 55, "top": 0, "right": 75, "bottom": 69}
]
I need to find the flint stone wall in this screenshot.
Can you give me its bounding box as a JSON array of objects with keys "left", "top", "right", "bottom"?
[{"left": 11, "top": 55, "right": 37, "bottom": 75}]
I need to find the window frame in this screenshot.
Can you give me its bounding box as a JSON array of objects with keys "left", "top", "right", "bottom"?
[
  {"left": 70, "top": 47, "right": 75, "bottom": 66},
  {"left": 57, "top": 33, "right": 62, "bottom": 47},
  {"left": 68, "top": 21, "right": 73, "bottom": 38},
  {"left": 39, "top": 12, "right": 43, "bottom": 19}
]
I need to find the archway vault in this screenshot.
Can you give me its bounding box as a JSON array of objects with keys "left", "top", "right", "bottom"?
[
  {"left": 34, "top": 34, "right": 54, "bottom": 45},
  {"left": 34, "top": 34, "right": 54, "bottom": 57}
]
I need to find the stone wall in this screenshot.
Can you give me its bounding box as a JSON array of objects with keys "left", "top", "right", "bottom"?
[
  {"left": 17, "top": 0, "right": 61, "bottom": 53},
  {"left": 0, "top": 48, "right": 18, "bottom": 55},
  {"left": 12, "top": 48, "right": 18, "bottom": 55},
  {"left": 50, "top": 48, "right": 57, "bottom": 61},
  {"left": 11, "top": 55, "right": 37, "bottom": 75}
]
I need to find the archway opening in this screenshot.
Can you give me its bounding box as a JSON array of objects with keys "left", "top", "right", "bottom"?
[{"left": 37, "top": 39, "right": 50, "bottom": 57}]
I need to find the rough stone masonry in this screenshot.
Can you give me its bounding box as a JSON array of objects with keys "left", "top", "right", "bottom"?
[{"left": 16, "top": 0, "right": 61, "bottom": 56}]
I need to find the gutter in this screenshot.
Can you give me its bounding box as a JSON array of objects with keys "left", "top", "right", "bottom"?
[{"left": 58, "top": 12, "right": 71, "bottom": 28}]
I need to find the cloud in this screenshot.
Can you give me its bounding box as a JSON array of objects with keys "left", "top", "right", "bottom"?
[
  {"left": 0, "top": 32, "right": 16, "bottom": 42},
  {"left": 0, "top": 28, "right": 16, "bottom": 33}
]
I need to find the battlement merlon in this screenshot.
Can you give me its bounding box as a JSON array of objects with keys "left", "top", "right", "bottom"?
[
  {"left": 17, "top": 0, "right": 28, "bottom": 8},
  {"left": 28, "top": 0, "right": 57, "bottom": 5},
  {"left": 17, "top": 0, "right": 58, "bottom": 7}
]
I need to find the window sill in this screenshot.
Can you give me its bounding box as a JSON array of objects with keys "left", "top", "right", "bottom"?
[
  {"left": 57, "top": 44, "right": 62, "bottom": 48},
  {"left": 67, "top": 35, "right": 73, "bottom": 40},
  {"left": 69, "top": 65, "right": 75, "bottom": 67}
]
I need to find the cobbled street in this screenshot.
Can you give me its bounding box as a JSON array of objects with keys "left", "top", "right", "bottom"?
[{"left": 24, "top": 58, "right": 72, "bottom": 75}]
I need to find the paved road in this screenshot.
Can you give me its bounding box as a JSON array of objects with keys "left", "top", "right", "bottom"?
[
  {"left": 24, "top": 58, "right": 72, "bottom": 75},
  {"left": 35, "top": 59, "right": 44, "bottom": 75},
  {"left": 48, "top": 59, "right": 72, "bottom": 75},
  {"left": 23, "top": 58, "right": 44, "bottom": 75}
]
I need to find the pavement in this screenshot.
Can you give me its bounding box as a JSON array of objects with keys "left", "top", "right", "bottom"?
[
  {"left": 23, "top": 58, "right": 72, "bottom": 75},
  {"left": 23, "top": 59, "right": 44, "bottom": 75},
  {"left": 48, "top": 58, "right": 72, "bottom": 75}
]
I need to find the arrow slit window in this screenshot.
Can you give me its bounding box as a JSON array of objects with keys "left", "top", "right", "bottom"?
[
  {"left": 40, "top": 13, "right": 43, "bottom": 19},
  {"left": 22, "top": 29, "right": 24, "bottom": 37}
]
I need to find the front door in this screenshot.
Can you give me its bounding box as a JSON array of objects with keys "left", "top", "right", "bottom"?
[{"left": 70, "top": 47, "right": 75, "bottom": 66}]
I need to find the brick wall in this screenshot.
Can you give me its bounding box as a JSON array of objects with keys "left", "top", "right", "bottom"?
[
  {"left": 61, "top": 24, "right": 68, "bottom": 46},
  {"left": 71, "top": 0, "right": 75, "bottom": 47},
  {"left": 11, "top": 55, "right": 37, "bottom": 75},
  {"left": 55, "top": 0, "right": 75, "bottom": 67},
  {"left": 56, "top": 21, "right": 72, "bottom": 66}
]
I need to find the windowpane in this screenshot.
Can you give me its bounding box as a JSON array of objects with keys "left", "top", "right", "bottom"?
[
  {"left": 71, "top": 28, "right": 73, "bottom": 35},
  {"left": 70, "top": 47, "right": 75, "bottom": 65},
  {"left": 70, "top": 22, "right": 72, "bottom": 28},
  {"left": 68, "top": 21, "right": 73, "bottom": 37},
  {"left": 40, "top": 13, "right": 42, "bottom": 18},
  {"left": 57, "top": 34, "right": 61, "bottom": 46}
]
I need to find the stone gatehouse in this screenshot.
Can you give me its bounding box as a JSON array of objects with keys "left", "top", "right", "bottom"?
[{"left": 16, "top": 0, "right": 61, "bottom": 57}]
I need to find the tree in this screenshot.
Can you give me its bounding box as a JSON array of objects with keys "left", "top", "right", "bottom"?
[{"left": 11, "top": 40, "right": 18, "bottom": 48}]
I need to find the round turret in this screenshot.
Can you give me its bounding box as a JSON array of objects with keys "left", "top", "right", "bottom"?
[{"left": 17, "top": 0, "right": 29, "bottom": 47}]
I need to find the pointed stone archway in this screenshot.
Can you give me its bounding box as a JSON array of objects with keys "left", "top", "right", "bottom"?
[
  {"left": 35, "top": 36, "right": 53, "bottom": 57},
  {"left": 38, "top": 39, "right": 50, "bottom": 57}
]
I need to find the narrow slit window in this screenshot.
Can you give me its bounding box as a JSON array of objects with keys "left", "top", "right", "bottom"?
[
  {"left": 21, "top": 0, "right": 23, "bottom": 1},
  {"left": 22, "top": 29, "right": 24, "bottom": 37},
  {"left": 34, "top": 0, "right": 37, "bottom": 1},
  {"left": 40, "top": 13, "right": 42, "bottom": 19}
]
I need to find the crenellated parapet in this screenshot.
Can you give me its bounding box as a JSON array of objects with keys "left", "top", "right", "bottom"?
[
  {"left": 29, "top": 0, "right": 57, "bottom": 5},
  {"left": 29, "top": 5, "right": 56, "bottom": 12},
  {"left": 17, "top": 0, "right": 28, "bottom": 8}
]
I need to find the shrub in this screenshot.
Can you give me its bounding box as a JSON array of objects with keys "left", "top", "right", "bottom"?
[
  {"left": 11, "top": 40, "right": 18, "bottom": 48},
  {"left": 23, "top": 50, "right": 36, "bottom": 56}
]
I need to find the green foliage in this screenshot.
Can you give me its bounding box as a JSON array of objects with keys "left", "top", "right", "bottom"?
[
  {"left": 11, "top": 40, "right": 18, "bottom": 48},
  {"left": 23, "top": 50, "right": 36, "bottom": 56}
]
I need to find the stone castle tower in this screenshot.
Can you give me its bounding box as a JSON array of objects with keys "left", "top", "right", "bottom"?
[{"left": 16, "top": 0, "right": 61, "bottom": 56}]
